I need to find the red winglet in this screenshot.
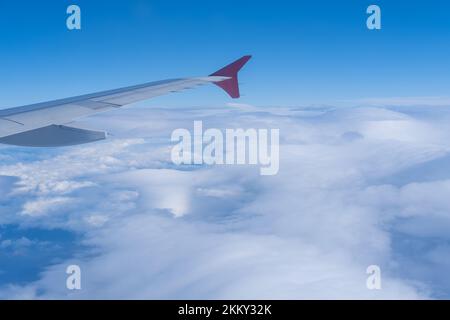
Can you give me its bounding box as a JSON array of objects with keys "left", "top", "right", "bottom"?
[{"left": 210, "top": 55, "right": 252, "bottom": 99}]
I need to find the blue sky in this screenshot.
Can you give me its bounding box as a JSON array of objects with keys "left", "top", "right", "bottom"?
[
  {"left": 2, "top": 1, "right": 450, "bottom": 299},
  {"left": 1, "top": 0, "right": 450, "bottom": 108}
]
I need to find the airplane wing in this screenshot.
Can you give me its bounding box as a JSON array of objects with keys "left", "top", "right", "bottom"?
[{"left": 0, "top": 55, "right": 251, "bottom": 147}]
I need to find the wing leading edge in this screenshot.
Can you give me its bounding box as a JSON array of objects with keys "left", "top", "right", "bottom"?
[{"left": 0, "top": 56, "right": 251, "bottom": 147}]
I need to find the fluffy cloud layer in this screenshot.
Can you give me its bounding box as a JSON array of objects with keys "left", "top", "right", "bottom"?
[{"left": 1, "top": 102, "right": 450, "bottom": 299}]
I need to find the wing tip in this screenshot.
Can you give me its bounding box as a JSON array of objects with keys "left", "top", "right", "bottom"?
[{"left": 210, "top": 55, "right": 252, "bottom": 99}]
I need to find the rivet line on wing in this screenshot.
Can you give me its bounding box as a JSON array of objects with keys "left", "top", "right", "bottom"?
[{"left": 0, "top": 117, "right": 25, "bottom": 125}]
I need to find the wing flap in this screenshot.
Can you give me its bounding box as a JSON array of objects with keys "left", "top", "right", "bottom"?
[
  {"left": 0, "top": 125, "right": 106, "bottom": 147},
  {"left": 0, "top": 118, "right": 24, "bottom": 138}
]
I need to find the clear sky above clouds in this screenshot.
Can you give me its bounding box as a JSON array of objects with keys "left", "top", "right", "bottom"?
[{"left": 0, "top": 0, "right": 450, "bottom": 108}]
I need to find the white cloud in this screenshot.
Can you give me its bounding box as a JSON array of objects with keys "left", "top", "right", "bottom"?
[
  {"left": 1, "top": 103, "right": 450, "bottom": 299},
  {"left": 347, "top": 96, "right": 450, "bottom": 107},
  {"left": 21, "top": 197, "right": 74, "bottom": 217}
]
